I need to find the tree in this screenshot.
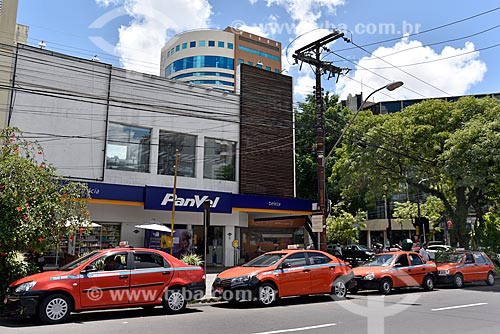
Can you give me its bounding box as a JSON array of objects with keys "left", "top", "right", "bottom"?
[
  {"left": 326, "top": 208, "right": 366, "bottom": 246},
  {"left": 0, "top": 127, "right": 90, "bottom": 261},
  {"left": 295, "top": 92, "right": 352, "bottom": 205},
  {"left": 332, "top": 96, "right": 500, "bottom": 247}
]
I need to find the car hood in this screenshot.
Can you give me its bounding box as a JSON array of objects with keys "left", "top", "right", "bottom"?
[
  {"left": 435, "top": 262, "right": 461, "bottom": 270},
  {"left": 217, "top": 266, "right": 271, "bottom": 279},
  {"left": 353, "top": 266, "right": 389, "bottom": 276},
  {"left": 9, "top": 270, "right": 77, "bottom": 287}
]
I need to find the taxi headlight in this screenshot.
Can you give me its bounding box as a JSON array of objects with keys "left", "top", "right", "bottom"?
[
  {"left": 231, "top": 275, "right": 255, "bottom": 284},
  {"left": 363, "top": 273, "right": 375, "bottom": 280},
  {"left": 438, "top": 269, "right": 450, "bottom": 276},
  {"left": 14, "top": 281, "right": 37, "bottom": 293}
]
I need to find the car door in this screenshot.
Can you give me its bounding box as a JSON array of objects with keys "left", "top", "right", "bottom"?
[
  {"left": 392, "top": 254, "right": 411, "bottom": 288},
  {"left": 79, "top": 251, "right": 130, "bottom": 308},
  {"left": 306, "top": 252, "right": 337, "bottom": 294},
  {"left": 408, "top": 253, "right": 428, "bottom": 285},
  {"left": 472, "top": 253, "right": 490, "bottom": 281},
  {"left": 129, "top": 251, "right": 173, "bottom": 304},
  {"left": 462, "top": 252, "right": 477, "bottom": 282},
  {"left": 278, "top": 252, "right": 311, "bottom": 297}
]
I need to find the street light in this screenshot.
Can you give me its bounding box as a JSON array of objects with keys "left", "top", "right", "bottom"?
[{"left": 326, "top": 81, "right": 404, "bottom": 160}]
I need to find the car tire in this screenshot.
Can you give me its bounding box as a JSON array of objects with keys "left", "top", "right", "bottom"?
[
  {"left": 379, "top": 278, "right": 392, "bottom": 295},
  {"left": 486, "top": 271, "right": 495, "bottom": 286},
  {"left": 331, "top": 277, "right": 347, "bottom": 301},
  {"left": 38, "top": 293, "right": 72, "bottom": 324},
  {"left": 453, "top": 273, "right": 464, "bottom": 288},
  {"left": 163, "top": 288, "right": 187, "bottom": 314},
  {"left": 256, "top": 283, "right": 278, "bottom": 307},
  {"left": 422, "top": 275, "right": 434, "bottom": 291}
]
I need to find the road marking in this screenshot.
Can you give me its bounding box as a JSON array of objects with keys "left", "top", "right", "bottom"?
[
  {"left": 252, "top": 323, "right": 336, "bottom": 334},
  {"left": 431, "top": 303, "right": 488, "bottom": 311}
]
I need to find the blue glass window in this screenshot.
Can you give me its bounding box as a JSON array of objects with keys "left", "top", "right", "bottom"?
[
  {"left": 170, "top": 48, "right": 174, "bottom": 54},
  {"left": 182, "top": 43, "right": 187, "bottom": 50},
  {"left": 165, "top": 56, "right": 235, "bottom": 76},
  {"left": 238, "top": 59, "right": 244, "bottom": 63},
  {"left": 190, "top": 41, "right": 196, "bottom": 48},
  {"left": 218, "top": 41, "right": 225, "bottom": 48},
  {"left": 238, "top": 45, "right": 280, "bottom": 61},
  {"left": 175, "top": 45, "right": 180, "bottom": 52},
  {"left": 167, "top": 51, "right": 170, "bottom": 58},
  {"left": 172, "top": 72, "right": 234, "bottom": 80},
  {"left": 106, "top": 123, "right": 151, "bottom": 173},
  {"left": 256, "top": 63, "right": 263, "bottom": 69},
  {"left": 228, "top": 43, "right": 234, "bottom": 49},
  {"left": 199, "top": 40, "right": 206, "bottom": 47},
  {"left": 266, "top": 66, "right": 271, "bottom": 71},
  {"left": 208, "top": 40, "right": 215, "bottom": 47},
  {"left": 247, "top": 61, "right": 253, "bottom": 66},
  {"left": 189, "top": 80, "right": 234, "bottom": 87},
  {"left": 274, "top": 69, "right": 280, "bottom": 73}
]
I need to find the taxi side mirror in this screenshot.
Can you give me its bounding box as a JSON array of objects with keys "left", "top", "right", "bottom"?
[
  {"left": 281, "top": 262, "right": 292, "bottom": 269},
  {"left": 81, "top": 265, "right": 98, "bottom": 274}
]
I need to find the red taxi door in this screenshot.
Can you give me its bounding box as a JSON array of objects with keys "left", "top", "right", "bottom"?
[
  {"left": 128, "top": 251, "right": 173, "bottom": 304},
  {"left": 278, "top": 252, "right": 311, "bottom": 297},
  {"left": 462, "top": 252, "right": 477, "bottom": 281},
  {"left": 306, "top": 252, "right": 338, "bottom": 294},
  {"left": 79, "top": 252, "right": 130, "bottom": 308}
]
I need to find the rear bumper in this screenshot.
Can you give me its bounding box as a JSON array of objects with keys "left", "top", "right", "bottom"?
[{"left": 184, "top": 281, "right": 206, "bottom": 300}]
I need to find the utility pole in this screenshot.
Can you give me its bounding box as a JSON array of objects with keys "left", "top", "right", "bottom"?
[{"left": 293, "top": 31, "right": 349, "bottom": 251}]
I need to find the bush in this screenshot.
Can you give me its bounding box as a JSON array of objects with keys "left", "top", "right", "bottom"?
[
  {"left": 0, "top": 252, "right": 39, "bottom": 312},
  {"left": 180, "top": 253, "right": 203, "bottom": 266}
]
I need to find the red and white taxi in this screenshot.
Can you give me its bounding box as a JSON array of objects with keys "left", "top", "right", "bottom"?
[{"left": 4, "top": 247, "right": 205, "bottom": 324}]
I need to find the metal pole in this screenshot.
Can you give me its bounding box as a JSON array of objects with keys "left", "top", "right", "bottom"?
[{"left": 170, "top": 149, "right": 179, "bottom": 255}]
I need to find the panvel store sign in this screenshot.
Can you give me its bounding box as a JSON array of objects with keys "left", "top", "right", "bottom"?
[{"left": 144, "top": 186, "right": 232, "bottom": 214}]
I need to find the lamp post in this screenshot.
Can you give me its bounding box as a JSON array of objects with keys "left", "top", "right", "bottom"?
[{"left": 322, "top": 81, "right": 403, "bottom": 249}]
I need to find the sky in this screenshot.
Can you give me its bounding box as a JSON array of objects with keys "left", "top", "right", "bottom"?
[{"left": 16, "top": 0, "right": 500, "bottom": 103}]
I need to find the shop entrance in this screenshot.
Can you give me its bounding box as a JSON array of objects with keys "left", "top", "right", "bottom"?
[{"left": 192, "top": 225, "right": 224, "bottom": 266}]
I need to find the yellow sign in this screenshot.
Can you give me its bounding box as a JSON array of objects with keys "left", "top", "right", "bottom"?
[
  {"left": 161, "top": 235, "right": 173, "bottom": 248},
  {"left": 232, "top": 239, "right": 239, "bottom": 248}
]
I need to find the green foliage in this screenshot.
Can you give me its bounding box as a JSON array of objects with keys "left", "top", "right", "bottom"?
[
  {"left": 474, "top": 211, "right": 500, "bottom": 253},
  {"left": 180, "top": 253, "right": 203, "bottom": 266},
  {"left": 0, "top": 127, "right": 91, "bottom": 256},
  {"left": 331, "top": 96, "right": 500, "bottom": 247},
  {"left": 326, "top": 208, "right": 367, "bottom": 245},
  {"left": 0, "top": 252, "right": 39, "bottom": 311}
]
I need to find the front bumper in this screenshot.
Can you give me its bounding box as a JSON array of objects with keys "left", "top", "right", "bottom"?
[
  {"left": 352, "top": 277, "right": 382, "bottom": 291},
  {"left": 212, "top": 277, "right": 260, "bottom": 301},
  {"left": 3, "top": 290, "right": 46, "bottom": 317},
  {"left": 436, "top": 274, "right": 455, "bottom": 285}
]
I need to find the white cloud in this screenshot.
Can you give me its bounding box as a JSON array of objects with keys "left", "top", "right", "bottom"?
[
  {"left": 95, "top": 0, "right": 121, "bottom": 7},
  {"left": 336, "top": 38, "right": 487, "bottom": 101},
  {"left": 95, "top": 0, "right": 212, "bottom": 75},
  {"left": 258, "top": 0, "right": 345, "bottom": 100}
]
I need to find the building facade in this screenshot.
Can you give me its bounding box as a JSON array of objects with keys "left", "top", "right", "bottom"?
[
  {"left": 160, "top": 27, "right": 282, "bottom": 92},
  {"left": 5, "top": 44, "right": 311, "bottom": 267}
]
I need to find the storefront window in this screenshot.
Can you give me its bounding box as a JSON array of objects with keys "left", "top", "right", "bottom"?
[
  {"left": 204, "top": 137, "right": 236, "bottom": 181},
  {"left": 106, "top": 123, "right": 151, "bottom": 173},
  {"left": 158, "top": 130, "right": 196, "bottom": 177}
]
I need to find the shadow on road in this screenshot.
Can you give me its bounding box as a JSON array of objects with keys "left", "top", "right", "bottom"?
[
  {"left": 0, "top": 306, "right": 202, "bottom": 328},
  {"left": 211, "top": 294, "right": 354, "bottom": 310}
]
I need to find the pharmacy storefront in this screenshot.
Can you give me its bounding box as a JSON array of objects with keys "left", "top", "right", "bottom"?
[{"left": 79, "top": 182, "right": 313, "bottom": 267}]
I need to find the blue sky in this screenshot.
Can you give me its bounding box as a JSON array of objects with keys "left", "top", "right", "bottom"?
[{"left": 17, "top": 0, "right": 500, "bottom": 102}]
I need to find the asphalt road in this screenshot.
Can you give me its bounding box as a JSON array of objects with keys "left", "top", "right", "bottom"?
[{"left": 2, "top": 282, "right": 500, "bottom": 334}]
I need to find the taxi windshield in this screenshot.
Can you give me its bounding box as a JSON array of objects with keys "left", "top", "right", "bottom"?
[
  {"left": 59, "top": 251, "right": 99, "bottom": 271},
  {"left": 364, "top": 254, "right": 396, "bottom": 267},
  {"left": 243, "top": 253, "right": 285, "bottom": 267},
  {"left": 435, "top": 253, "right": 463, "bottom": 263}
]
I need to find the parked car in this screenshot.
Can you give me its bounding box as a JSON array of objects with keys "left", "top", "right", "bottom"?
[
  {"left": 4, "top": 247, "right": 205, "bottom": 324},
  {"left": 212, "top": 249, "right": 354, "bottom": 306},
  {"left": 341, "top": 244, "right": 375, "bottom": 266},
  {"left": 435, "top": 251, "right": 495, "bottom": 288},
  {"left": 426, "top": 244, "right": 451, "bottom": 260},
  {"left": 351, "top": 251, "right": 437, "bottom": 295}
]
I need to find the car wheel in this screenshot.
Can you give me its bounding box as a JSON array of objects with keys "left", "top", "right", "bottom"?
[
  {"left": 486, "top": 271, "right": 495, "bottom": 286},
  {"left": 38, "top": 293, "right": 72, "bottom": 324},
  {"left": 453, "top": 273, "right": 464, "bottom": 288},
  {"left": 422, "top": 275, "right": 434, "bottom": 291},
  {"left": 379, "top": 278, "right": 392, "bottom": 295},
  {"left": 163, "top": 288, "right": 187, "bottom": 314},
  {"left": 256, "top": 283, "right": 278, "bottom": 307},
  {"left": 331, "top": 277, "right": 347, "bottom": 301}
]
